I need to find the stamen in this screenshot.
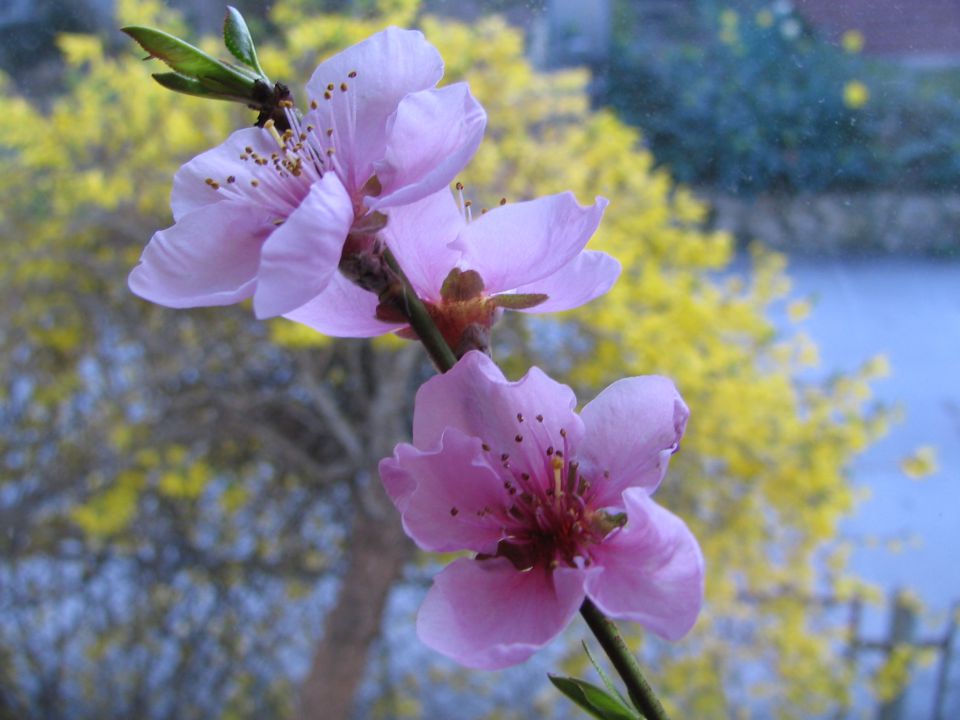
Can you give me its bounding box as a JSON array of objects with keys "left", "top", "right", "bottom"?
[
  {"left": 566, "top": 461, "right": 579, "bottom": 494},
  {"left": 263, "top": 119, "right": 285, "bottom": 149},
  {"left": 552, "top": 456, "right": 564, "bottom": 500}
]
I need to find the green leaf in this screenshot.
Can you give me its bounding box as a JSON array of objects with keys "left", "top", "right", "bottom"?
[
  {"left": 122, "top": 26, "right": 256, "bottom": 95},
  {"left": 151, "top": 72, "right": 252, "bottom": 103},
  {"left": 582, "top": 641, "right": 630, "bottom": 707},
  {"left": 223, "top": 6, "right": 265, "bottom": 76},
  {"left": 549, "top": 675, "right": 642, "bottom": 720},
  {"left": 489, "top": 292, "right": 548, "bottom": 310}
]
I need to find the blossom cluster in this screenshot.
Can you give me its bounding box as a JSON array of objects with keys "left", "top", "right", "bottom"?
[{"left": 130, "top": 27, "right": 703, "bottom": 670}]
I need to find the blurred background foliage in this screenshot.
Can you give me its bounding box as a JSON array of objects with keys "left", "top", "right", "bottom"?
[
  {"left": 606, "top": 0, "right": 960, "bottom": 195},
  {"left": 0, "top": 0, "right": 900, "bottom": 717}
]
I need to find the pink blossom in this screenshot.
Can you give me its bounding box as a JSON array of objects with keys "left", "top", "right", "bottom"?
[
  {"left": 129, "top": 27, "right": 486, "bottom": 318},
  {"left": 379, "top": 352, "right": 703, "bottom": 669},
  {"left": 287, "top": 187, "right": 620, "bottom": 342}
]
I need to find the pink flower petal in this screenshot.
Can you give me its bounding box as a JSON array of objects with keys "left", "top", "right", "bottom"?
[
  {"left": 452, "top": 193, "right": 608, "bottom": 293},
  {"left": 283, "top": 271, "right": 400, "bottom": 337},
  {"left": 584, "top": 488, "right": 704, "bottom": 641},
  {"left": 171, "top": 127, "right": 282, "bottom": 221},
  {"left": 128, "top": 201, "right": 275, "bottom": 308},
  {"left": 509, "top": 250, "right": 621, "bottom": 314},
  {"left": 417, "top": 557, "right": 586, "bottom": 669},
  {"left": 305, "top": 27, "right": 443, "bottom": 192},
  {"left": 380, "top": 428, "right": 508, "bottom": 554},
  {"left": 370, "top": 83, "right": 486, "bottom": 211},
  {"left": 580, "top": 376, "right": 689, "bottom": 505},
  {"left": 380, "top": 188, "right": 464, "bottom": 301},
  {"left": 412, "top": 352, "right": 584, "bottom": 481},
  {"left": 253, "top": 174, "right": 354, "bottom": 319}
]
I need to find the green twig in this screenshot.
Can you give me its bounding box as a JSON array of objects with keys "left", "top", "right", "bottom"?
[
  {"left": 381, "top": 248, "right": 457, "bottom": 373},
  {"left": 579, "top": 598, "right": 671, "bottom": 720}
]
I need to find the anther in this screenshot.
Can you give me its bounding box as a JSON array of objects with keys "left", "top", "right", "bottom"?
[
  {"left": 546, "top": 446, "right": 554, "bottom": 456},
  {"left": 482, "top": 443, "right": 491, "bottom": 452},
  {"left": 326, "top": 128, "right": 333, "bottom": 137},
  {"left": 559, "top": 428, "right": 567, "bottom": 437},
  {"left": 536, "top": 414, "right": 544, "bottom": 422},
  {"left": 310, "top": 100, "right": 318, "bottom": 109},
  {"left": 226, "top": 176, "right": 236, "bottom": 184},
  {"left": 348, "top": 70, "right": 357, "bottom": 78},
  {"left": 327, "top": 83, "right": 334, "bottom": 91},
  {"left": 250, "top": 179, "right": 260, "bottom": 187},
  {"left": 464, "top": 200, "right": 472, "bottom": 207},
  {"left": 515, "top": 434, "right": 523, "bottom": 442},
  {"left": 499, "top": 197, "right": 507, "bottom": 205},
  {"left": 517, "top": 413, "right": 524, "bottom": 423},
  {"left": 340, "top": 82, "right": 348, "bottom": 91},
  {"left": 455, "top": 181, "right": 464, "bottom": 190},
  {"left": 324, "top": 91, "right": 332, "bottom": 100},
  {"left": 450, "top": 507, "right": 459, "bottom": 516},
  {"left": 500, "top": 453, "right": 509, "bottom": 462}
]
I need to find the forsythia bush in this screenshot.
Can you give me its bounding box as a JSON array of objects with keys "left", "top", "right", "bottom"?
[{"left": 0, "top": 0, "right": 893, "bottom": 716}]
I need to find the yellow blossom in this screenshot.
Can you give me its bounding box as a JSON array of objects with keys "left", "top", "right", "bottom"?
[
  {"left": 841, "top": 29, "right": 865, "bottom": 54},
  {"left": 843, "top": 80, "right": 870, "bottom": 109},
  {"left": 900, "top": 446, "right": 938, "bottom": 479}
]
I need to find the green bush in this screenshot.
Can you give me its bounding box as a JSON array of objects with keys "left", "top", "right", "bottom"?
[{"left": 606, "top": 0, "right": 959, "bottom": 195}]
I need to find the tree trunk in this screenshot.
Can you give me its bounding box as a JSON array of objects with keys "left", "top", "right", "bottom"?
[
  {"left": 298, "top": 346, "right": 420, "bottom": 720},
  {"left": 298, "top": 510, "right": 414, "bottom": 720}
]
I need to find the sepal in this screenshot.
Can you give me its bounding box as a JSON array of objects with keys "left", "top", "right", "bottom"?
[{"left": 490, "top": 292, "right": 548, "bottom": 310}]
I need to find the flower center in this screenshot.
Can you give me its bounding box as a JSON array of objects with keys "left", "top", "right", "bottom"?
[
  {"left": 474, "top": 418, "right": 623, "bottom": 573},
  {"left": 200, "top": 73, "right": 371, "bottom": 220}
]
